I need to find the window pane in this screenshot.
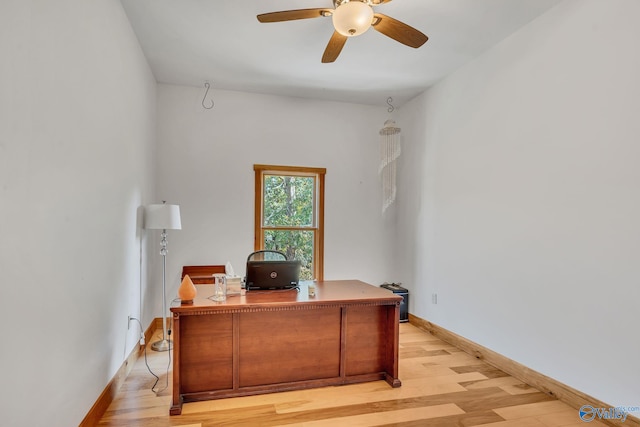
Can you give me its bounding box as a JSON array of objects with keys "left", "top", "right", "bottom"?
[
  {"left": 264, "top": 229, "right": 314, "bottom": 280},
  {"left": 263, "top": 175, "right": 314, "bottom": 227}
]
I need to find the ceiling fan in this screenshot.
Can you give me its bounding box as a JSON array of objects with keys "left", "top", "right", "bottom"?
[{"left": 257, "top": 0, "right": 428, "bottom": 63}]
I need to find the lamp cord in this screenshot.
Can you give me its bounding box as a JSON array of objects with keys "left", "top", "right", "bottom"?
[{"left": 129, "top": 317, "right": 170, "bottom": 394}]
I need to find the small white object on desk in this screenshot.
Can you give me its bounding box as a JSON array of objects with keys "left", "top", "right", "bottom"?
[
  {"left": 225, "top": 261, "right": 235, "bottom": 277},
  {"left": 226, "top": 275, "right": 243, "bottom": 296},
  {"left": 308, "top": 283, "right": 316, "bottom": 297}
]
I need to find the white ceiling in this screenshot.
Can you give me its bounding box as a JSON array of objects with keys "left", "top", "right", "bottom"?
[{"left": 120, "top": 0, "right": 562, "bottom": 106}]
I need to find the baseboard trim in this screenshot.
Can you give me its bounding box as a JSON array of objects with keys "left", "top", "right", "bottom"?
[
  {"left": 79, "top": 319, "right": 158, "bottom": 426},
  {"left": 408, "top": 314, "right": 639, "bottom": 427}
]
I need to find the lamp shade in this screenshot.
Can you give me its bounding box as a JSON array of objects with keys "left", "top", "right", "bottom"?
[
  {"left": 145, "top": 203, "right": 182, "bottom": 230},
  {"left": 332, "top": 1, "right": 373, "bottom": 37}
]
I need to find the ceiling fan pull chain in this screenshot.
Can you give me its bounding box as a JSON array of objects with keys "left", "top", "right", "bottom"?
[{"left": 202, "top": 82, "right": 214, "bottom": 110}]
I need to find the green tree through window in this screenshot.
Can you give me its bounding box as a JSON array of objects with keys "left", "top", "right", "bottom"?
[{"left": 254, "top": 165, "right": 325, "bottom": 280}]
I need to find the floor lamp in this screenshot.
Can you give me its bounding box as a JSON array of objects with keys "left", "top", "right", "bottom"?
[{"left": 145, "top": 201, "right": 182, "bottom": 352}]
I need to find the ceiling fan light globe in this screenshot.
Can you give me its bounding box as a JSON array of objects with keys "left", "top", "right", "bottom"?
[{"left": 332, "top": 1, "right": 373, "bottom": 37}]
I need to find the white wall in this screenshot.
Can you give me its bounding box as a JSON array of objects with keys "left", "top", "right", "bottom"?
[
  {"left": 396, "top": 0, "right": 640, "bottom": 407},
  {"left": 0, "top": 0, "right": 156, "bottom": 425},
  {"left": 155, "top": 84, "right": 396, "bottom": 304}
]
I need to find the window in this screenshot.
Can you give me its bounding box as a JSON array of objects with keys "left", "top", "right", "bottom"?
[{"left": 254, "top": 164, "right": 325, "bottom": 280}]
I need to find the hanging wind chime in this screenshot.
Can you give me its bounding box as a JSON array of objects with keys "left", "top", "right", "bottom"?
[{"left": 379, "top": 98, "right": 401, "bottom": 213}]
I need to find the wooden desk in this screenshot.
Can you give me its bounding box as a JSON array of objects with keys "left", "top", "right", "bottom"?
[{"left": 169, "top": 280, "right": 402, "bottom": 415}]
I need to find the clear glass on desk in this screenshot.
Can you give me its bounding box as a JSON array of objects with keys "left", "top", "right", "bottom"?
[{"left": 212, "top": 273, "right": 227, "bottom": 302}]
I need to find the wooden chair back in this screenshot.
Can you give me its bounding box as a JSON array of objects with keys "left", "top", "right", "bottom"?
[{"left": 181, "top": 265, "right": 226, "bottom": 284}]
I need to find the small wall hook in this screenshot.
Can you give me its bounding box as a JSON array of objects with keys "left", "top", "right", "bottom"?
[
  {"left": 202, "top": 82, "right": 214, "bottom": 109},
  {"left": 386, "top": 97, "right": 395, "bottom": 113}
]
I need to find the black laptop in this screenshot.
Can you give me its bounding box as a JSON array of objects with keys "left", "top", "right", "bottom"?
[{"left": 245, "top": 260, "right": 301, "bottom": 290}]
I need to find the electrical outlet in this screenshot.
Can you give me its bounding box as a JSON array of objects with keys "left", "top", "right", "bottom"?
[{"left": 432, "top": 293, "right": 438, "bottom": 304}]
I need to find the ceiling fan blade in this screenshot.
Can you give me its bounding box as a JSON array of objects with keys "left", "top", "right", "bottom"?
[
  {"left": 322, "top": 31, "right": 348, "bottom": 63},
  {"left": 257, "top": 8, "right": 332, "bottom": 23},
  {"left": 371, "top": 13, "right": 428, "bottom": 48}
]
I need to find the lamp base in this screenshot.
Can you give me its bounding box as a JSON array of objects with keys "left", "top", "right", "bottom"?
[{"left": 151, "top": 339, "right": 173, "bottom": 352}]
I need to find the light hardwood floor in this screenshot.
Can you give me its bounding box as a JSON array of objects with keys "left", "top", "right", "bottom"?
[{"left": 98, "top": 323, "right": 606, "bottom": 427}]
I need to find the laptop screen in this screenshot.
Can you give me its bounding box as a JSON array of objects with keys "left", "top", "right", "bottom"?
[{"left": 245, "top": 260, "right": 301, "bottom": 290}]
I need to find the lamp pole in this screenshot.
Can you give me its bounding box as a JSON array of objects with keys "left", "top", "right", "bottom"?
[{"left": 151, "top": 227, "right": 171, "bottom": 351}]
